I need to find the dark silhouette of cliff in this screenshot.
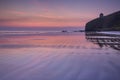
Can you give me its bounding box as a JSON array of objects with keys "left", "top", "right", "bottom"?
[{"left": 85, "top": 11, "right": 120, "bottom": 31}]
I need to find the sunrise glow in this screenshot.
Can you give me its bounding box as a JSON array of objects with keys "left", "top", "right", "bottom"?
[{"left": 0, "top": 0, "right": 119, "bottom": 28}]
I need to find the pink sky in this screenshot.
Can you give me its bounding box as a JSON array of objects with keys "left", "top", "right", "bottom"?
[{"left": 0, "top": 0, "right": 119, "bottom": 28}]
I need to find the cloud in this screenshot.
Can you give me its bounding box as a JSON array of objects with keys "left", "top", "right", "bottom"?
[{"left": 0, "top": 13, "right": 90, "bottom": 23}]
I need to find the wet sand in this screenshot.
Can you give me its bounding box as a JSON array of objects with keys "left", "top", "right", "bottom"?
[{"left": 0, "top": 32, "right": 120, "bottom": 80}]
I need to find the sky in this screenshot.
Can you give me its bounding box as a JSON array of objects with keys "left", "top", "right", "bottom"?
[{"left": 0, "top": 0, "right": 120, "bottom": 28}]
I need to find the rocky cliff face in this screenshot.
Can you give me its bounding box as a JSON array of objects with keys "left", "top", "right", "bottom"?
[{"left": 85, "top": 11, "right": 120, "bottom": 31}]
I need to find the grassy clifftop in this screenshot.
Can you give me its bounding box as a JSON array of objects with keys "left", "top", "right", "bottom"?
[{"left": 85, "top": 11, "right": 120, "bottom": 31}]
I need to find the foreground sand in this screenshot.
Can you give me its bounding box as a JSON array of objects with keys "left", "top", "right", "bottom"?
[{"left": 0, "top": 32, "right": 120, "bottom": 80}]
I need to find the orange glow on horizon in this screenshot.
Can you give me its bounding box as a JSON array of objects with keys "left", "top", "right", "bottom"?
[
  {"left": 0, "top": 6, "right": 92, "bottom": 27},
  {"left": 0, "top": 19, "right": 87, "bottom": 27}
]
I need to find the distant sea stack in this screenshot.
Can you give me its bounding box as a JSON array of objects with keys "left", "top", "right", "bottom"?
[{"left": 85, "top": 11, "right": 120, "bottom": 31}]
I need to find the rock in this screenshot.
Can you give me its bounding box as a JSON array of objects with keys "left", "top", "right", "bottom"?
[{"left": 85, "top": 11, "right": 120, "bottom": 31}]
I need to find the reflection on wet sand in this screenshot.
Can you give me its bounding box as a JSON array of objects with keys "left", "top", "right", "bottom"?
[
  {"left": 86, "top": 32, "right": 120, "bottom": 50},
  {"left": 0, "top": 32, "right": 120, "bottom": 80},
  {"left": 0, "top": 33, "right": 92, "bottom": 49}
]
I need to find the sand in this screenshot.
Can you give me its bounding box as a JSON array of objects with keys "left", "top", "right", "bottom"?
[{"left": 0, "top": 32, "right": 120, "bottom": 80}]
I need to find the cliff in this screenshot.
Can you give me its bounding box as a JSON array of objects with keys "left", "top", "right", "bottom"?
[{"left": 85, "top": 11, "right": 120, "bottom": 31}]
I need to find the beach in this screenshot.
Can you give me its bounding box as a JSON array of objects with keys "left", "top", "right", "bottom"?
[{"left": 0, "top": 31, "right": 120, "bottom": 80}]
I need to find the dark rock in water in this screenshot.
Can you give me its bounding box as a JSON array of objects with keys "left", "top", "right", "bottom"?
[
  {"left": 85, "top": 11, "right": 120, "bottom": 31},
  {"left": 85, "top": 32, "right": 120, "bottom": 50},
  {"left": 73, "top": 30, "right": 85, "bottom": 32},
  {"left": 62, "top": 30, "right": 67, "bottom": 32}
]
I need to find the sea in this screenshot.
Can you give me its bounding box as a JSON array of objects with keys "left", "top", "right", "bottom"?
[{"left": 0, "top": 28, "right": 120, "bottom": 80}]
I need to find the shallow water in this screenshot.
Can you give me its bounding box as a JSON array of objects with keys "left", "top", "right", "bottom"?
[{"left": 0, "top": 31, "right": 120, "bottom": 80}]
